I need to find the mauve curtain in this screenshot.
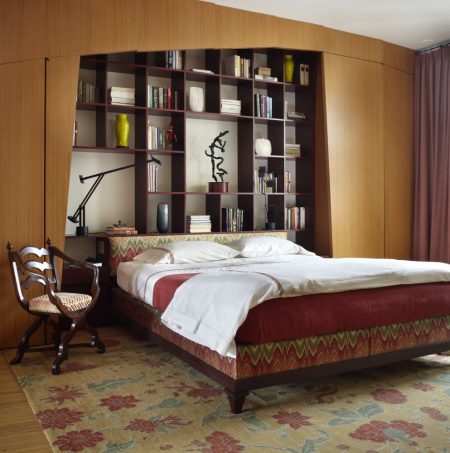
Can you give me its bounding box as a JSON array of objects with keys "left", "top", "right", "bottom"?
[{"left": 413, "top": 46, "right": 450, "bottom": 262}]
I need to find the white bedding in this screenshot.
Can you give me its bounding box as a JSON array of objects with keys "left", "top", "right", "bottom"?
[{"left": 117, "top": 255, "right": 450, "bottom": 358}]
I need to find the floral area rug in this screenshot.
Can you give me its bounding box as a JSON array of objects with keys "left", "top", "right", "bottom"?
[{"left": 4, "top": 325, "right": 450, "bottom": 452}]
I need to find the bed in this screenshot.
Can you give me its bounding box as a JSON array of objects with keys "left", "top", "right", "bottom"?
[{"left": 109, "top": 232, "right": 450, "bottom": 413}]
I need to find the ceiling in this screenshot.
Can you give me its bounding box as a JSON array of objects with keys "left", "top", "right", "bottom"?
[{"left": 200, "top": 0, "right": 450, "bottom": 50}]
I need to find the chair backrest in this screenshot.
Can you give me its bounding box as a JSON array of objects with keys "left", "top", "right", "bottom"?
[{"left": 6, "top": 242, "right": 59, "bottom": 308}]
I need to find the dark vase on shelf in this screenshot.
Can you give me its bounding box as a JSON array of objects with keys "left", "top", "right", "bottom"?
[{"left": 157, "top": 203, "right": 169, "bottom": 233}]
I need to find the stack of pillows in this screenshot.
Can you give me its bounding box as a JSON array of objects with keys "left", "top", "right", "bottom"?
[{"left": 132, "top": 237, "right": 314, "bottom": 265}]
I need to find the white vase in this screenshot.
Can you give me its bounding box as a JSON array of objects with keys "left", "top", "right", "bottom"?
[
  {"left": 189, "top": 86, "right": 204, "bottom": 112},
  {"left": 255, "top": 138, "right": 272, "bottom": 156}
]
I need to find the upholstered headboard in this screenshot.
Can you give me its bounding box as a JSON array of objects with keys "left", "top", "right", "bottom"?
[{"left": 108, "top": 231, "right": 288, "bottom": 275}]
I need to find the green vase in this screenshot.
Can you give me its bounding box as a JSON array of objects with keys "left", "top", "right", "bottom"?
[
  {"left": 284, "top": 54, "right": 294, "bottom": 83},
  {"left": 115, "top": 114, "right": 130, "bottom": 148}
]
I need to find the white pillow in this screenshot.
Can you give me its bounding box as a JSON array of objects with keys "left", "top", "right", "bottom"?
[
  {"left": 133, "top": 240, "right": 239, "bottom": 264},
  {"left": 228, "top": 237, "right": 315, "bottom": 258}
]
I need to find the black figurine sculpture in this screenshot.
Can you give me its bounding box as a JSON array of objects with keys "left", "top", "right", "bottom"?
[{"left": 205, "top": 130, "right": 229, "bottom": 182}]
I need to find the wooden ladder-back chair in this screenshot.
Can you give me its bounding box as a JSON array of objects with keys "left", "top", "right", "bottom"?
[{"left": 6, "top": 239, "right": 105, "bottom": 374}]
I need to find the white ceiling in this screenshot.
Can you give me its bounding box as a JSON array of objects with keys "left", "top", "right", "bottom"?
[{"left": 200, "top": 0, "right": 450, "bottom": 50}]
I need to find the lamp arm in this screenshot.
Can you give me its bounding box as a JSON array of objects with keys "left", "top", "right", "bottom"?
[
  {"left": 68, "top": 156, "right": 161, "bottom": 225},
  {"left": 80, "top": 156, "right": 161, "bottom": 182},
  {"left": 68, "top": 174, "right": 104, "bottom": 224}
]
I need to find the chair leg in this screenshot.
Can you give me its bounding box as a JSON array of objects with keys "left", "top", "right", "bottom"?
[
  {"left": 84, "top": 321, "right": 106, "bottom": 354},
  {"left": 52, "top": 320, "right": 80, "bottom": 375},
  {"left": 10, "top": 316, "right": 46, "bottom": 365}
]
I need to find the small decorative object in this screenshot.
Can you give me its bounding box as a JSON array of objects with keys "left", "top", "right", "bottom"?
[
  {"left": 189, "top": 86, "right": 205, "bottom": 112},
  {"left": 205, "top": 130, "right": 229, "bottom": 192},
  {"left": 115, "top": 113, "right": 130, "bottom": 148},
  {"left": 255, "top": 138, "right": 272, "bottom": 156},
  {"left": 157, "top": 203, "right": 169, "bottom": 233},
  {"left": 165, "top": 121, "right": 177, "bottom": 150},
  {"left": 265, "top": 201, "right": 277, "bottom": 230},
  {"left": 284, "top": 54, "right": 294, "bottom": 83}
]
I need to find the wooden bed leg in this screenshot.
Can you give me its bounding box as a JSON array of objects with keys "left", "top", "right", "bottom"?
[{"left": 225, "top": 389, "right": 248, "bottom": 414}]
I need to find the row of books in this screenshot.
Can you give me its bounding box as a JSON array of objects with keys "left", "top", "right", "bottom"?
[
  {"left": 148, "top": 164, "right": 159, "bottom": 192},
  {"left": 147, "top": 125, "right": 170, "bottom": 150},
  {"left": 223, "top": 55, "right": 251, "bottom": 78},
  {"left": 77, "top": 80, "right": 99, "bottom": 103},
  {"left": 255, "top": 94, "right": 273, "bottom": 118},
  {"left": 255, "top": 167, "right": 278, "bottom": 193},
  {"left": 285, "top": 144, "right": 301, "bottom": 157},
  {"left": 186, "top": 215, "right": 211, "bottom": 233},
  {"left": 220, "top": 99, "right": 241, "bottom": 115},
  {"left": 148, "top": 86, "right": 180, "bottom": 110},
  {"left": 108, "top": 87, "right": 135, "bottom": 106},
  {"left": 285, "top": 206, "right": 306, "bottom": 230},
  {"left": 105, "top": 225, "right": 138, "bottom": 235},
  {"left": 222, "top": 208, "right": 244, "bottom": 232},
  {"left": 165, "top": 50, "right": 183, "bottom": 70}
]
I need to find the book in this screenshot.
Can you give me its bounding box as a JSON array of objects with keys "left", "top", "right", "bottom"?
[
  {"left": 108, "top": 89, "right": 135, "bottom": 99},
  {"left": 109, "top": 86, "right": 135, "bottom": 93},
  {"left": 255, "top": 66, "right": 271, "bottom": 76},
  {"left": 287, "top": 111, "right": 306, "bottom": 120},
  {"left": 254, "top": 74, "right": 278, "bottom": 82},
  {"left": 191, "top": 68, "right": 214, "bottom": 74}
]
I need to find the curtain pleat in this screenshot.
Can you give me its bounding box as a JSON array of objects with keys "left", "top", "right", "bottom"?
[{"left": 413, "top": 47, "right": 450, "bottom": 262}]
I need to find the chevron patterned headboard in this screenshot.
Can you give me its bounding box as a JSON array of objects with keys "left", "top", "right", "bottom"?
[{"left": 108, "top": 231, "right": 287, "bottom": 275}]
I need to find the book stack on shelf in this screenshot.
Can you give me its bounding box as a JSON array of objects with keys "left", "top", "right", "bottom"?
[
  {"left": 254, "top": 66, "right": 278, "bottom": 82},
  {"left": 299, "top": 63, "right": 310, "bottom": 86},
  {"left": 77, "top": 80, "right": 99, "bottom": 103},
  {"left": 165, "top": 50, "right": 183, "bottom": 69},
  {"left": 148, "top": 85, "right": 179, "bottom": 110},
  {"left": 108, "top": 87, "right": 135, "bottom": 106},
  {"left": 222, "top": 208, "right": 244, "bottom": 232},
  {"left": 220, "top": 99, "right": 241, "bottom": 115},
  {"left": 285, "top": 144, "right": 301, "bottom": 157},
  {"left": 186, "top": 215, "right": 212, "bottom": 233},
  {"left": 255, "top": 94, "right": 273, "bottom": 118},
  {"left": 148, "top": 164, "right": 158, "bottom": 192},
  {"left": 223, "top": 55, "right": 251, "bottom": 78},
  {"left": 255, "top": 166, "right": 278, "bottom": 193},
  {"left": 284, "top": 171, "right": 292, "bottom": 193},
  {"left": 287, "top": 111, "right": 306, "bottom": 120},
  {"left": 105, "top": 224, "right": 138, "bottom": 235},
  {"left": 285, "top": 207, "right": 306, "bottom": 230},
  {"left": 147, "top": 124, "right": 169, "bottom": 150}
]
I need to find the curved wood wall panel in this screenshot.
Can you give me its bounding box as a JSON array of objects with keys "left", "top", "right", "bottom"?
[
  {"left": 45, "top": 56, "right": 80, "bottom": 249},
  {"left": 0, "top": 60, "right": 45, "bottom": 348},
  {"left": 314, "top": 55, "right": 332, "bottom": 256},
  {"left": 0, "top": 0, "right": 413, "bottom": 73},
  {"left": 323, "top": 53, "right": 384, "bottom": 258},
  {"left": 383, "top": 66, "right": 413, "bottom": 259}
]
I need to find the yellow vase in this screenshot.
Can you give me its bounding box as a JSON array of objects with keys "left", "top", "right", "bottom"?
[
  {"left": 284, "top": 54, "right": 294, "bottom": 83},
  {"left": 115, "top": 114, "right": 130, "bottom": 148}
]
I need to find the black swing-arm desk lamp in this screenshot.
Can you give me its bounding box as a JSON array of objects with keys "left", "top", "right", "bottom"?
[{"left": 68, "top": 156, "right": 161, "bottom": 236}]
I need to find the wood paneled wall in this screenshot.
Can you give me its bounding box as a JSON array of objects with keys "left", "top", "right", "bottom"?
[
  {"left": 46, "top": 56, "right": 80, "bottom": 248},
  {"left": 383, "top": 66, "right": 414, "bottom": 258},
  {"left": 0, "top": 60, "right": 46, "bottom": 348},
  {"left": 0, "top": 0, "right": 414, "bottom": 348},
  {"left": 323, "top": 54, "right": 385, "bottom": 257}
]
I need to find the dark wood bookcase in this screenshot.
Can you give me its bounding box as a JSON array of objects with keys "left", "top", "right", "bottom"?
[{"left": 73, "top": 48, "right": 318, "bottom": 251}]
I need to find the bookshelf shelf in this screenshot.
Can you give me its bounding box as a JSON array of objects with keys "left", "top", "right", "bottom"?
[{"left": 73, "top": 48, "right": 317, "bottom": 250}]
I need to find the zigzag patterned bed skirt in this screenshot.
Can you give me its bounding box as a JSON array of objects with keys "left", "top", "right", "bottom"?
[{"left": 112, "top": 287, "right": 450, "bottom": 380}]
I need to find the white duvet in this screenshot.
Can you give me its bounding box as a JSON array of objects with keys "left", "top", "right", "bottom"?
[{"left": 117, "top": 255, "right": 450, "bottom": 358}]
